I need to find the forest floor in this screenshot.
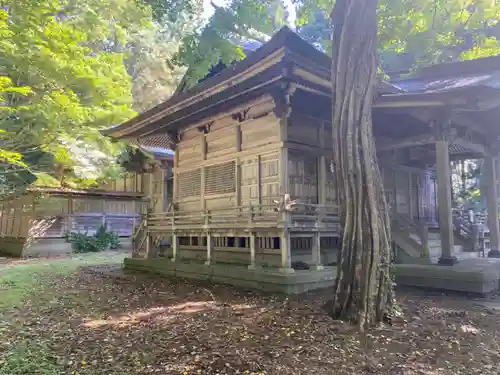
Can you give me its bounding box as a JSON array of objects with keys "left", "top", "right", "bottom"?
[{"left": 1, "top": 253, "right": 500, "bottom": 375}]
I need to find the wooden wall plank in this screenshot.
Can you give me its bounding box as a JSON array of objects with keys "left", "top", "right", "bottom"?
[{"left": 241, "top": 116, "right": 280, "bottom": 150}]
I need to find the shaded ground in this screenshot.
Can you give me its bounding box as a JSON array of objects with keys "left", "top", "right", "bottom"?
[{"left": 1, "top": 253, "right": 500, "bottom": 375}]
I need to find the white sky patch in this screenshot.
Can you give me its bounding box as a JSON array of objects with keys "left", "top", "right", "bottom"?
[{"left": 202, "top": 0, "right": 296, "bottom": 27}]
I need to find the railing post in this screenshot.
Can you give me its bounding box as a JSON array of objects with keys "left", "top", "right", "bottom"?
[
  {"left": 204, "top": 210, "right": 210, "bottom": 228},
  {"left": 247, "top": 205, "right": 254, "bottom": 226}
]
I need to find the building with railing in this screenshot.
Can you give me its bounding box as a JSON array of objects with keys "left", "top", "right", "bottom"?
[
  {"left": 105, "top": 27, "right": 500, "bottom": 294},
  {"left": 0, "top": 148, "right": 173, "bottom": 258}
]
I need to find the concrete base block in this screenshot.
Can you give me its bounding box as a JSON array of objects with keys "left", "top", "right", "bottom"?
[
  {"left": 395, "top": 258, "right": 500, "bottom": 294},
  {"left": 124, "top": 258, "right": 337, "bottom": 294},
  {"left": 488, "top": 249, "right": 500, "bottom": 258},
  {"left": 124, "top": 257, "right": 500, "bottom": 296}
]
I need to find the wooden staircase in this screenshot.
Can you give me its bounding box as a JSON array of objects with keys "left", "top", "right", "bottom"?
[
  {"left": 391, "top": 212, "right": 430, "bottom": 264},
  {"left": 132, "top": 205, "right": 173, "bottom": 259},
  {"left": 132, "top": 215, "right": 148, "bottom": 258},
  {"left": 392, "top": 211, "right": 484, "bottom": 264}
]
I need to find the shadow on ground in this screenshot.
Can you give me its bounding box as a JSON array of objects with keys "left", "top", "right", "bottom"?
[{"left": 1, "top": 252, "right": 500, "bottom": 375}]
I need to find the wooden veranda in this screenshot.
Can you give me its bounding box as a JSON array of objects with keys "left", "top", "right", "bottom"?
[{"left": 105, "top": 27, "right": 500, "bottom": 293}]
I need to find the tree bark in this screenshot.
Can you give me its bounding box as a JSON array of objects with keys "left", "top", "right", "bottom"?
[{"left": 327, "top": 0, "right": 394, "bottom": 330}]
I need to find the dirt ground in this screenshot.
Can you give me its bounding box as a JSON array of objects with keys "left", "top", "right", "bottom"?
[{"left": 1, "top": 252, "right": 500, "bottom": 375}]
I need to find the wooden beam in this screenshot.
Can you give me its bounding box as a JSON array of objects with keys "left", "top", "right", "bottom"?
[{"left": 376, "top": 134, "right": 436, "bottom": 151}]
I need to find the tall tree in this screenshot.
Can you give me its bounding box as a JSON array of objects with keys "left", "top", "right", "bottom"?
[
  {"left": 295, "top": 0, "right": 500, "bottom": 73},
  {"left": 326, "top": 0, "right": 393, "bottom": 329},
  {"left": 126, "top": 20, "right": 191, "bottom": 111},
  {"left": 0, "top": 0, "right": 153, "bottom": 189},
  {"left": 174, "top": 0, "right": 289, "bottom": 88}
]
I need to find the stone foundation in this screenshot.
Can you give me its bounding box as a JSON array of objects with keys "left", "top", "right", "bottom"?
[
  {"left": 125, "top": 257, "right": 500, "bottom": 295},
  {"left": 394, "top": 258, "right": 500, "bottom": 294},
  {"left": 124, "top": 257, "right": 337, "bottom": 294}
]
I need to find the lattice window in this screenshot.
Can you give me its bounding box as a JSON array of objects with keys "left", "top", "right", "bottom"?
[
  {"left": 72, "top": 215, "right": 103, "bottom": 235},
  {"left": 107, "top": 216, "right": 136, "bottom": 236},
  {"left": 395, "top": 169, "right": 410, "bottom": 217},
  {"left": 178, "top": 168, "right": 201, "bottom": 198},
  {"left": 152, "top": 169, "right": 164, "bottom": 196},
  {"left": 325, "top": 157, "right": 337, "bottom": 205},
  {"left": 289, "top": 152, "right": 318, "bottom": 203},
  {"left": 204, "top": 161, "right": 236, "bottom": 195}
]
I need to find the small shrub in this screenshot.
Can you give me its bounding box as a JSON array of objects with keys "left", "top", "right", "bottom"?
[
  {"left": 107, "top": 231, "right": 122, "bottom": 249},
  {"left": 67, "top": 223, "right": 121, "bottom": 253}
]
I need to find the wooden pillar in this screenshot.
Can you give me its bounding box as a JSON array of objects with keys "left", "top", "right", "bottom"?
[
  {"left": 248, "top": 232, "right": 258, "bottom": 269},
  {"left": 163, "top": 163, "right": 169, "bottom": 210},
  {"left": 279, "top": 230, "right": 294, "bottom": 273},
  {"left": 407, "top": 170, "right": 413, "bottom": 219},
  {"left": 171, "top": 233, "right": 179, "bottom": 262},
  {"left": 205, "top": 233, "right": 214, "bottom": 265},
  {"left": 145, "top": 231, "right": 152, "bottom": 259},
  {"left": 235, "top": 125, "right": 242, "bottom": 208},
  {"left": 172, "top": 149, "right": 179, "bottom": 203},
  {"left": 484, "top": 154, "right": 500, "bottom": 257},
  {"left": 435, "top": 140, "right": 456, "bottom": 265},
  {"left": 316, "top": 124, "right": 327, "bottom": 271},
  {"left": 318, "top": 122, "right": 327, "bottom": 205},
  {"left": 312, "top": 232, "right": 323, "bottom": 270},
  {"left": 279, "top": 100, "right": 289, "bottom": 196},
  {"left": 200, "top": 132, "right": 207, "bottom": 210}
]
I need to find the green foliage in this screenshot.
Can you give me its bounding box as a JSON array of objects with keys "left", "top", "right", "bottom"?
[
  {"left": 452, "top": 159, "right": 484, "bottom": 210},
  {"left": 95, "top": 223, "right": 122, "bottom": 249},
  {"left": 294, "top": 0, "right": 500, "bottom": 72},
  {"left": 175, "top": 0, "right": 289, "bottom": 88},
  {"left": 173, "top": 0, "right": 500, "bottom": 87},
  {"left": 126, "top": 20, "right": 190, "bottom": 111},
  {"left": 0, "top": 0, "right": 156, "bottom": 193},
  {"left": 137, "top": 0, "right": 203, "bottom": 23},
  {"left": 66, "top": 224, "right": 121, "bottom": 253}
]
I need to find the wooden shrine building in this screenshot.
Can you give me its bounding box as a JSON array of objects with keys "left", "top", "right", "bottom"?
[
  {"left": 104, "top": 27, "right": 500, "bottom": 294},
  {"left": 0, "top": 147, "right": 173, "bottom": 258}
]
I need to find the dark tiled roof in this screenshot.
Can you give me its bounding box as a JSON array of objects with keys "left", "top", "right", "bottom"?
[
  {"left": 392, "top": 72, "right": 500, "bottom": 94},
  {"left": 391, "top": 55, "right": 500, "bottom": 94}
]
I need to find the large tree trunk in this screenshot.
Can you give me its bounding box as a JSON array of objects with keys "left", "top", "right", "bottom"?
[{"left": 327, "top": 0, "right": 394, "bottom": 329}]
